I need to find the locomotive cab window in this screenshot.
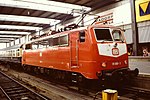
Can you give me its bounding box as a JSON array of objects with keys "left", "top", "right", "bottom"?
[
  {"left": 94, "top": 29, "right": 112, "bottom": 41},
  {"left": 112, "top": 30, "right": 124, "bottom": 42}
]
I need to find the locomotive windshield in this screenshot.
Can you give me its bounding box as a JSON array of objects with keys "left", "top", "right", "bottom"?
[
  {"left": 94, "top": 28, "right": 124, "bottom": 42},
  {"left": 94, "top": 29, "right": 112, "bottom": 41}
]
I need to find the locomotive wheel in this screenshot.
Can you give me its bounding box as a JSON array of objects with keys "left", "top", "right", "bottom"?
[
  {"left": 6, "top": 64, "right": 11, "bottom": 70},
  {"left": 33, "top": 67, "right": 40, "bottom": 74},
  {"left": 26, "top": 66, "right": 31, "bottom": 72},
  {"left": 61, "top": 72, "right": 65, "bottom": 80},
  {"left": 44, "top": 68, "right": 50, "bottom": 75},
  {"left": 57, "top": 71, "right": 61, "bottom": 79},
  {"left": 78, "top": 75, "right": 83, "bottom": 91},
  {"left": 22, "top": 65, "right": 27, "bottom": 72},
  {"left": 56, "top": 71, "right": 64, "bottom": 80},
  {"left": 77, "top": 75, "right": 88, "bottom": 94}
]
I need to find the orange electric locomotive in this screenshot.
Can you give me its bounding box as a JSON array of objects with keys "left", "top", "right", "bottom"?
[
  {"left": 21, "top": 23, "right": 138, "bottom": 87},
  {"left": 0, "top": 23, "right": 138, "bottom": 88}
]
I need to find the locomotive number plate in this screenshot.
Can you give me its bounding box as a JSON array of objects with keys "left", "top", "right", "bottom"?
[{"left": 112, "top": 48, "right": 119, "bottom": 55}]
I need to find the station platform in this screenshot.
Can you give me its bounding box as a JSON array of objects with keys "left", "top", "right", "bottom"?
[{"left": 129, "top": 56, "right": 150, "bottom": 75}]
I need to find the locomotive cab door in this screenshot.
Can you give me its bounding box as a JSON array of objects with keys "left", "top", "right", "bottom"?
[{"left": 70, "top": 32, "right": 79, "bottom": 68}]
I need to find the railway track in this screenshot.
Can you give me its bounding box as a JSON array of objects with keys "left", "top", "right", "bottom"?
[
  {"left": 92, "top": 76, "right": 150, "bottom": 100},
  {"left": 1, "top": 64, "right": 150, "bottom": 100},
  {"left": 117, "top": 75, "right": 150, "bottom": 99},
  {"left": 92, "top": 86, "right": 150, "bottom": 100},
  {"left": 118, "top": 86, "right": 150, "bottom": 100},
  {"left": 0, "top": 65, "right": 94, "bottom": 100},
  {"left": 0, "top": 70, "right": 49, "bottom": 100}
]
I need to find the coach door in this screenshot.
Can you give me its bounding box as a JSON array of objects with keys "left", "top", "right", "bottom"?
[{"left": 70, "top": 32, "right": 79, "bottom": 68}]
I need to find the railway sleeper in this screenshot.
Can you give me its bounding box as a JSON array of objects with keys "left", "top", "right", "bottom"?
[
  {"left": 6, "top": 89, "right": 27, "bottom": 94},
  {"left": 4, "top": 86, "right": 24, "bottom": 91},
  {"left": 9, "top": 93, "right": 30, "bottom": 98}
]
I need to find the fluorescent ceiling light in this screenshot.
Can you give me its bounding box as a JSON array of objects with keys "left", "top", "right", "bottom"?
[
  {"left": 0, "top": 38, "right": 15, "bottom": 40},
  {"left": 0, "top": 35, "right": 21, "bottom": 38},
  {"left": 0, "top": 14, "right": 60, "bottom": 24},
  {"left": 0, "top": 25, "right": 42, "bottom": 31},
  {"left": 0, "top": 31, "right": 30, "bottom": 35},
  {"left": 0, "top": 0, "right": 91, "bottom": 14},
  {"left": 0, "top": 40, "right": 12, "bottom": 42},
  {"left": 0, "top": 41, "right": 11, "bottom": 43}
]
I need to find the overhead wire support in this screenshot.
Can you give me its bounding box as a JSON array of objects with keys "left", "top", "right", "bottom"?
[
  {"left": 76, "top": 11, "right": 87, "bottom": 27},
  {"left": 38, "top": 7, "right": 92, "bottom": 33}
]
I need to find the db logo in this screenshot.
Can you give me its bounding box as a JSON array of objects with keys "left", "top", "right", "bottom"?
[{"left": 112, "top": 48, "right": 119, "bottom": 55}]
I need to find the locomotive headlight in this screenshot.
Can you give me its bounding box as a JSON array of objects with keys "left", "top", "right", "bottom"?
[{"left": 101, "top": 62, "right": 107, "bottom": 68}]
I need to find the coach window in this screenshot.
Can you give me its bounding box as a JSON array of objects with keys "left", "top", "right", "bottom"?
[
  {"left": 17, "top": 49, "right": 20, "bottom": 57},
  {"left": 59, "top": 35, "right": 68, "bottom": 46},
  {"left": 79, "top": 31, "right": 85, "bottom": 42},
  {"left": 13, "top": 50, "right": 15, "bottom": 57}
]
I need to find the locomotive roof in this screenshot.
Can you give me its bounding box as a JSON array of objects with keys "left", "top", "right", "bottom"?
[
  {"left": 25, "top": 26, "right": 88, "bottom": 45},
  {"left": 25, "top": 24, "right": 121, "bottom": 45}
]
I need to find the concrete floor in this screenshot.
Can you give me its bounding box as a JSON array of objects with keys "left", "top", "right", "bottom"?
[{"left": 129, "top": 56, "right": 150, "bottom": 75}]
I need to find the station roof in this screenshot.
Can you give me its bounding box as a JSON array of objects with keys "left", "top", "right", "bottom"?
[{"left": 0, "top": 0, "right": 119, "bottom": 43}]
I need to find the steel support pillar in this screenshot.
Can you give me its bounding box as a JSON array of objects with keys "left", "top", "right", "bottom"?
[
  {"left": 9, "top": 42, "right": 11, "bottom": 47},
  {"left": 28, "top": 35, "right": 30, "bottom": 41},
  {"left": 13, "top": 40, "right": 15, "bottom": 45},
  {"left": 19, "top": 38, "right": 21, "bottom": 44},
  {"left": 130, "top": 0, "right": 139, "bottom": 56},
  {"left": 6, "top": 43, "right": 7, "bottom": 47}
]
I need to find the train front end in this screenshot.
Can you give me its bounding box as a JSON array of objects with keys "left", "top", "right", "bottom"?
[{"left": 90, "top": 25, "right": 138, "bottom": 84}]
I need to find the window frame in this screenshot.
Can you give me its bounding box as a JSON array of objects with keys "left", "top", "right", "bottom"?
[
  {"left": 93, "top": 28, "right": 113, "bottom": 42},
  {"left": 59, "top": 34, "right": 69, "bottom": 46},
  {"left": 111, "top": 29, "right": 125, "bottom": 42},
  {"left": 25, "top": 34, "right": 69, "bottom": 50}
]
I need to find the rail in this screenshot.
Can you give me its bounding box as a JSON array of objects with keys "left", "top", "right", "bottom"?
[
  {"left": 0, "top": 70, "right": 49, "bottom": 100},
  {"left": 120, "top": 86, "right": 150, "bottom": 99}
]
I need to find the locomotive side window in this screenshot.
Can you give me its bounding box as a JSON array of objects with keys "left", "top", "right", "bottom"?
[
  {"left": 112, "top": 30, "right": 124, "bottom": 42},
  {"left": 94, "top": 29, "right": 112, "bottom": 41},
  {"left": 59, "top": 35, "right": 68, "bottom": 46},
  {"left": 53, "top": 37, "right": 59, "bottom": 46},
  {"left": 32, "top": 42, "right": 38, "bottom": 49},
  {"left": 48, "top": 38, "right": 53, "bottom": 46},
  {"left": 38, "top": 39, "right": 49, "bottom": 48},
  {"left": 49, "top": 35, "right": 68, "bottom": 47},
  {"left": 31, "top": 39, "right": 50, "bottom": 49},
  {"left": 79, "top": 31, "right": 85, "bottom": 42}
]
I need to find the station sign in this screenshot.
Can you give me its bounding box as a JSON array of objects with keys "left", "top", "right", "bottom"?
[
  {"left": 136, "top": 0, "right": 150, "bottom": 22},
  {"left": 97, "top": 13, "right": 113, "bottom": 24}
]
